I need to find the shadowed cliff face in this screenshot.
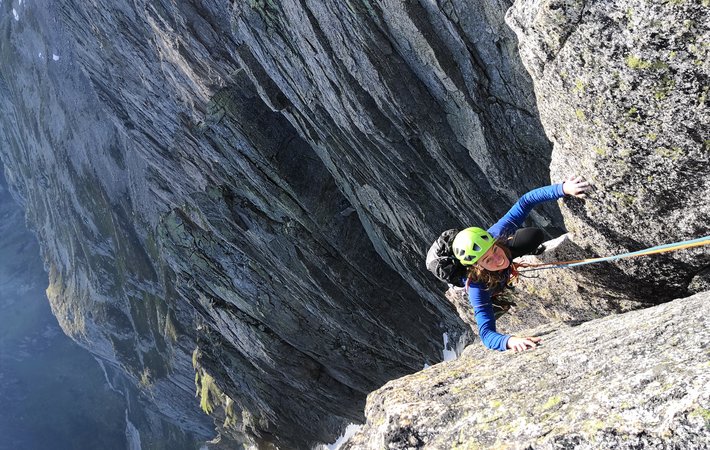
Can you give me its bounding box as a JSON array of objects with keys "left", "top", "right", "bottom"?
[
  {"left": 0, "top": 1, "right": 558, "bottom": 448},
  {"left": 228, "top": 0, "right": 564, "bottom": 272},
  {"left": 0, "top": 165, "right": 206, "bottom": 450},
  {"left": 4, "top": 0, "right": 704, "bottom": 448}
]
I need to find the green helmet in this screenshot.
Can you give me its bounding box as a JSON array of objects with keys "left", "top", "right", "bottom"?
[{"left": 452, "top": 227, "right": 495, "bottom": 266}]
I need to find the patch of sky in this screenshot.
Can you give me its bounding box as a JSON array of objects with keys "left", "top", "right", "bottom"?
[
  {"left": 13, "top": 8, "right": 19, "bottom": 20},
  {"left": 53, "top": 54, "right": 60, "bottom": 61},
  {"left": 442, "top": 332, "right": 457, "bottom": 361}
]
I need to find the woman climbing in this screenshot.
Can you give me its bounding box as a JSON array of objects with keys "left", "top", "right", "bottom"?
[{"left": 452, "top": 176, "right": 591, "bottom": 352}]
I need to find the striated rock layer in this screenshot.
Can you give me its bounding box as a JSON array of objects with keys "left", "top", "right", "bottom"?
[
  {"left": 343, "top": 292, "right": 710, "bottom": 449},
  {"left": 0, "top": 0, "right": 707, "bottom": 448},
  {"left": 0, "top": 0, "right": 560, "bottom": 447}
]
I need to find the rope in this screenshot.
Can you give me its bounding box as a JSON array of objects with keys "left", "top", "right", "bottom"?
[{"left": 517, "top": 235, "right": 710, "bottom": 273}]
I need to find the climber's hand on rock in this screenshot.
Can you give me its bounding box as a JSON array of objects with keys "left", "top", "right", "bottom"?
[
  {"left": 563, "top": 175, "right": 592, "bottom": 198},
  {"left": 507, "top": 336, "right": 541, "bottom": 353}
]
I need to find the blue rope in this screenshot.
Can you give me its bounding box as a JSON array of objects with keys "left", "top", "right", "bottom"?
[{"left": 518, "top": 235, "right": 710, "bottom": 273}]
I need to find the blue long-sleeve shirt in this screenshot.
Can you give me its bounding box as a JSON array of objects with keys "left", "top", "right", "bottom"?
[{"left": 469, "top": 184, "right": 565, "bottom": 351}]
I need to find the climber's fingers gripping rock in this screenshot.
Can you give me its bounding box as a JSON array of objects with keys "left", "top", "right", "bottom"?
[
  {"left": 563, "top": 175, "right": 592, "bottom": 198},
  {"left": 506, "top": 336, "right": 541, "bottom": 353}
]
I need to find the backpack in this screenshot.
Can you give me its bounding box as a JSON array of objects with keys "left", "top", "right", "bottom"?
[{"left": 425, "top": 228, "right": 468, "bottom": 288}]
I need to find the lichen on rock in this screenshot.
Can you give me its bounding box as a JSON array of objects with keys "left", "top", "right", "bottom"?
[
  {"left": 506, "top": 0, "right": 710, "bottom": 302},
  {"left": 342, "top": 292, "right": 710, "bottom": 449}
]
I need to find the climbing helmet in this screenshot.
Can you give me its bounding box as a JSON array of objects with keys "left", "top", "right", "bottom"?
[{"left": 452, "top": 227, "right": 495, "bottom": 266}]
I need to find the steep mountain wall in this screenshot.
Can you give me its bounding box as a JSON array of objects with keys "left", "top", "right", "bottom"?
[
  {"left": 0, "top": 0, "right": 559, "bottom": 448},
  {"left": 0, "top": 0, "right": 705, "bottom": 448},
  {"left": 507, "top": 0, "right": 710, "bottom": 301},
  {"left": 0, "top": 165, "right": 202, "bottom": 450}
]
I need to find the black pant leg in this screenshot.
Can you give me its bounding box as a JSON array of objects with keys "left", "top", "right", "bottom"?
[{"left": 507, "top": 227, "right": 544, "bottom": 259}]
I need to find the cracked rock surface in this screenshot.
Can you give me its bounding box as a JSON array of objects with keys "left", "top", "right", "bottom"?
[
  {"left": 506, "top": 0, "right": 710, "bottom": 301},
  {"left": 342, "top": 292, "right": 710, "bottom": 450}
]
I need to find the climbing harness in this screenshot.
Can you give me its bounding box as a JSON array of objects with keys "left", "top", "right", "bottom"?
[{"left": 516, "top": 235, "right": 710, "bottom": 273}]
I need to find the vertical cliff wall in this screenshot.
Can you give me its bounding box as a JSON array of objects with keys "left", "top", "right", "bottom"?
[
  {"left": 0, "top": 1, "right": 561, "bottom": 448},
  {"left": 3, "top": 0, "right": 702, "bottom": 448},
  {"left": 0, "top": 163, "right": 203, "bottom": 449},
  {"left": 228, "top": 0, "right": 564, "bottom": 276}
]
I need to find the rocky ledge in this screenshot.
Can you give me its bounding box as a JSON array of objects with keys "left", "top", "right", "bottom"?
[{"left": 343, "top": 292, "right": 710, "bottom": 449}]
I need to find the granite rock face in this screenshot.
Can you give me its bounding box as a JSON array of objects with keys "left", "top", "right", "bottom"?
[
  {"left": 506, "top": 0, "right": 710, "bottom": 301},
  {"left": 342, "top": 292, "right": 710, "bottom": 449}
]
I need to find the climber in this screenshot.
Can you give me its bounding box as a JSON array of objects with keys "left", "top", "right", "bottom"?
[{"left": 452, "top": 176, "right": 591, "bottom": 352}]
